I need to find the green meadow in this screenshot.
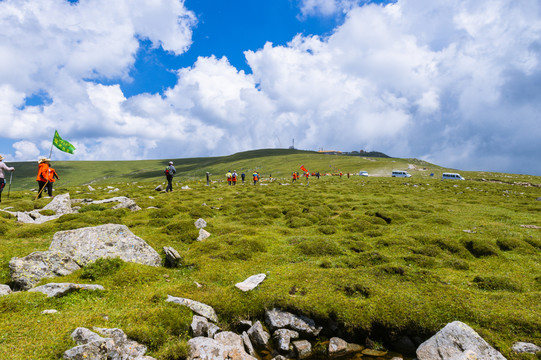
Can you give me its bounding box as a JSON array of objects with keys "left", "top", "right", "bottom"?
[{"left": 0, "top": 149, "right": 540, "bottom": 359}]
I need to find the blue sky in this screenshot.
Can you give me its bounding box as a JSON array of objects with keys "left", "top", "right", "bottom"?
[{"left": 1, "top": 0, "right": 541, "bottom": 176}]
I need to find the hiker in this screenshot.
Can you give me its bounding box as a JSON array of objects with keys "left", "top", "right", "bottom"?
[
  {"left": 45, "top": 165, "right": 59, "bottom": 197},
  {"left": 304, "top": 171, "right": 310, "bottom": 185},
  {"left": 347, "top": 172, "right": 350, "bottom": 178},
  {"left": 164, "top": 161, "right": 176, "bottom": 192},
  {"left": 316, "top": 172, "right": 320, "bottom": 179},
  {"left": 241, "top": 172, "right": 246, "bottom": 184},
  {"left": 226, "top": 170, "right": 232, "bottom": 185},
  {"left": 36, "top": 157, "right": 50, "bottom": 199},
  {"left": 292, "top": 172, "right": 297, "bottom": 182},
  {"left": 232, "top": 170, "right": 238, "bottom": 185},
  {"left": 253, "top": 171, "right": 259, "bottom": 185},
  {"left": 206, "top": 172, "right": 210, "bottom": 186},
  {"left": 0, "top": 155, "right": 14, "bottom": 203}
]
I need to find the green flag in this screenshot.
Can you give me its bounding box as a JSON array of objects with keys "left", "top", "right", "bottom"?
[{"left": 52, "top": 130, "right": 76, "bottom": 154}]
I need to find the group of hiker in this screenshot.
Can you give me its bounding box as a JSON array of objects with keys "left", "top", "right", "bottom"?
[{"left": 0, "top": 155, "right": 60, "bottom": 202}]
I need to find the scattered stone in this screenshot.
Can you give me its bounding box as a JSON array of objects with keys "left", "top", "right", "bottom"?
[
  {"left": 87, "top": 185, "right": 95, "bottom": 191},
  {"left": 362, "top": 348, "right": 388, "bottom": 357},
  {"left": 536, "top": 197, "right": 541, "bottom": 201},
  {"left": 247, "top": 321, "right": 270, "bottom": 348},
  {"left": 328, "top": 337, "right": 364, "bottom": 357},
  {"left": 28, "top": 283, "right": 104, "bottom": 297},
  {"left": 265, "top": 308, "right": 322, "bottom": 337},
  {"left": 163, "top": 246, "right": 182, "bottom": 268},
  {"left": 155, "top": 185, "right": 163, "bottom": 191},
  {"left": 197, "top": 228, "right": 211, "bottom": 241},
  {"left": 195, "top": 218, "right": 207, "bottom": 229},
  {"left": 182, "top": 185, "right": 191, "bottom": 190},
  {"left": 166, "top": 295, "right": 218, "bottom": 322},
  {"left": 9, "top": 250, "right": 81, "bottom": 290},
  {"left": 520, "top": 224, "right": 541, "bottom": 229},
  {"left": 237, "top": 320, "right": 253, "bottom": 331},
  {"left": 89, "top": 196, "right": 141, "bottom": 211},
  {"left": 187, "top": 336, "right": 257, "bottom": 360},
  {"left": 512, "top": 342, "right": 541, "bottom": 354},
  {"left": 235, "top": 273, "right": 266, "bottom": 292},
  {"left": 107, "top": 188, "right": 120, "bottom": 193},
  {"left": 0, "top": 284, "right": 12, "bottom": 296},
  {"left": 416, "top": 321, "right": 506, "bottom": 360},
  {"left": 272, "top": 356, "right": 288, "bottom": 360},
  {"left": 49, "top": 224, "right": 161, "bottom": 267},
  {"left": 64, "top": 327, "right": 155, "bottom": 360},
  {"left": 241, "top": 331, "right": 257, "bottom": 357},
  {"left": 191, "top": 315, "right": 220, "bottom": 338},
  {"left": 273, "top": 329, "right": 299, "bottom": 352},
  {"left": 42, "top": 309, "right": 58, "bottom": 314},
  {"left": 292, "top": 340, "right": 312, "bottom": 359},
  {"left": 463, "top": 230, "right": 476, "bottom": 233}
]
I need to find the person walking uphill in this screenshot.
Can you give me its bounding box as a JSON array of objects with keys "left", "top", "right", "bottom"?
[
  {"left": 226, "top": 170, "right": 232, "bottom": 185},
  {"left": 36, "top": 157, "right": 50, "bottom": 199},
  {"left": 164, "top": 161, "right": 176, "bottom": 192},
  {"left": 0, "top": 155, "right": 14, "bottom": 203}
]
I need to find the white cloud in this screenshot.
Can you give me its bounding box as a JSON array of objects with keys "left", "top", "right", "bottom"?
[
  {"left": 13, "top": 141, "right": 40, "bottom": 161},
  {"left": 1, "top": 0, "right": 540, "bottom": 175}
]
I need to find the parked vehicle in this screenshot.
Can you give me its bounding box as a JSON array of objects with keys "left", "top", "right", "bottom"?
[
  {"left": 359, "top": 171, "right": 368, "bottom": 176},
  {"left": 442, "top": 172, "right": 465, "bottom": 180},
  {"left": 392, "top": 170, "right": 411, "bottom": 178}
]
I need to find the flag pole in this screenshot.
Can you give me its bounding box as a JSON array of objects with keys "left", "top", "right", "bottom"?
[{"left": 49, "top": 132, "right": 55, "bottom": 159}]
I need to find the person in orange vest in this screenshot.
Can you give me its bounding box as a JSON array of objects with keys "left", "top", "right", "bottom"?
[
  {"left": 253, "top": 171, "right": 259, "bottom": 185},
  {"left": 36, "top": 157, "right": 50, "bottom": 199},
  {"left": 304, "top": 171, "right": 310, "bottom": 185},
  {"left": 45, "top": 165, "right": 59, "bottom": 197},
  {"left": 226, "top": 170, "right": 232, "bottom": 185},
  {"left": 292, "top": 172, "right": 297, "bottom": 182},
  {"left": 232, "top": 170, "right": 238, "bottom": 185}
]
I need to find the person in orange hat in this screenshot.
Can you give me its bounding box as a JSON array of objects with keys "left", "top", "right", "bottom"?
[{"left": 36, "top": 157, "right": 50, "bottom": 199}]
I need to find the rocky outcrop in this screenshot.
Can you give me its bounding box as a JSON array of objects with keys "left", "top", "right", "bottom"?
[
  {"left": 163, "top": 246, "right": 182, "bottom": 268},
  {"left": 292, "top": 340, "right": 312, "bottom": 359},
  {"left": 9, "top": 250, "right": 81, "bottom": 290},
  {"left": 191, "top": 315, "right": 220, "bottom": 338},
  {"left": 166, "top": 295, "right": 218, "bottom": 322},
  {"left": 265, "top": 308, "right": 322, "bottom": 337},
  {"left": 0, "top": 284, "right": 12, "bottom": 296},
  {"left": 64, "top": 327, "right": 155, "bottom": 360},
  {"left": 43, "top": 193, "right": 74, "bottom": 215},
  {"left": 5, "top": 193, "right": 74, "bottom": 224},
  {"left": 416, "top": 321, "right": 507, "bottom": 360},
  {"left": 235, "top": 273, "right": 266, "bottom": 292},
  {"left": 49, "top": 224, "right": 161, "bottom": 267},
  {"left": 28, "top": 283, "right": 104, "bottom": 297}
]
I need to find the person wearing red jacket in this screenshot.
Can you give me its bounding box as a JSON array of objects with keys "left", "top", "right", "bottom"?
[
  {"left": 45, "top": 166, "right": 59, "bottom": 197},
  {"left": 36, "top": 157, "right": 50, "bottom": 199}
]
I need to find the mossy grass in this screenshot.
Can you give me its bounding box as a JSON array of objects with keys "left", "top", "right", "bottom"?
[{"left": 0, "top": 152, "right": 540, "bottom": 359}]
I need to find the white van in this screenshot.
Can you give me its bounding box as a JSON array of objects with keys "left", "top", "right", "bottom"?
[
  {"left": 442, "top": 172, "right": 465, "bottom": 180},
  {"left": 391, "top": 170, "right": 411, "bottom": 178}
]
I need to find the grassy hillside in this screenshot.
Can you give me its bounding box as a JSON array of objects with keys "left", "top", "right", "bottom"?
[{"left": 0, "top": 149, "right": 540, "bottom": 359}]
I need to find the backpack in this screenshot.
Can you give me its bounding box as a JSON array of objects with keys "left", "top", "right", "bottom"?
[{"left": 164, "top": 167, "right": 171, "bottom": 176}]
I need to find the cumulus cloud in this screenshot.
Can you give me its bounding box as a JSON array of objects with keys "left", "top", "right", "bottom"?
[
  {"left": 12, "top": 141, "right": 40, "bottom": 161},
  {"left": 0, "top": 0, "right": 540, "bottom": 175}
]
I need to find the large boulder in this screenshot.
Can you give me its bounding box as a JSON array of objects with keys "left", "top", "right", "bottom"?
[
  {"left": 49, "top": 224, "right": 161, "bottom": 267},
  {"left": 9, "top": 250, "right": 81, "bottom": 290},
  {"left": 163, "top": 246, "right": 182, "bottom": 268},
  {"left": 265, "top": 308, "right": 322, "bottom": 337},
  {"left": 64, "top": 327, "right": 155, "bottom": 360},
  {"left": 28, "top": 283, "right": 104, "bottom": 297},
  {"left": 43, "top": 193, "right": 74, "bottom": 215},
  {"left": 416, "top": 321, "right": 507, "bottom": 360}
]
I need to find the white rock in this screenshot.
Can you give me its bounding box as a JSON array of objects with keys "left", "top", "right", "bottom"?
[{"left": 235, "top": 274, "right": 266, "bottom": 292}]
